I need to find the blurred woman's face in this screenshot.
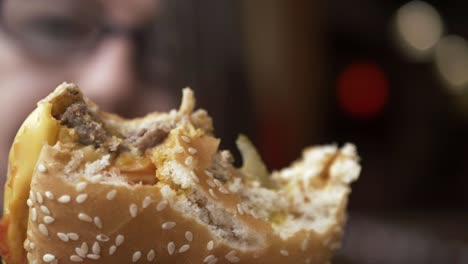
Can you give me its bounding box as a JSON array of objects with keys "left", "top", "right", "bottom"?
[{"left": 0, "top": 0, "right": 176, "bottom": 174}]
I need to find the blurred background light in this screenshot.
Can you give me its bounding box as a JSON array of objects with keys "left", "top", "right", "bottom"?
[
  {"left": 337, "top": 62, "right": 389, "bottom": 119},
  {"left": 435, "top": 35, "right": 468, "bottom": 93},
  {"left": 394, "top": 0, "right": 443, "bottom": 61}
]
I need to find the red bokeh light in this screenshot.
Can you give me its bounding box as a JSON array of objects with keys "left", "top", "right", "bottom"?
[
  {"left": 257, "top": 114, "right": 296, "bottom": 170},
  {"left": 337, "top": 62, "right": 389, "bottom": 119}
]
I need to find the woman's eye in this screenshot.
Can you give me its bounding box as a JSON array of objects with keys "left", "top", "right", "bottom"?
[{"left": 22, "top": 16, "right": 94, "bottom": 43}]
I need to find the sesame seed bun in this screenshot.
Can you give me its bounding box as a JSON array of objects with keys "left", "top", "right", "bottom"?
[{"left": 0, "top": 83, "right": 360, "bottom": 264}]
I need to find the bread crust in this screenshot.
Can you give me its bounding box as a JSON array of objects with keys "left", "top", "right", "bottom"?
[
  {"left": 1, "top": 83, "right": 360, "bottom": 264},
  {"left": 23, "top": 145, "right": 344, "bottom": 264}
]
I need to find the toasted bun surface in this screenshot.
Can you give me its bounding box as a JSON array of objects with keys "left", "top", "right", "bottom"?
[{"left": 0, "top": 83, "right": 360, "bottom": 264}]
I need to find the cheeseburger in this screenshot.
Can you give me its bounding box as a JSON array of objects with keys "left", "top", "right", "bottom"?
[{"left": 0, "top": 83, "right": 360, "bottom": 263}]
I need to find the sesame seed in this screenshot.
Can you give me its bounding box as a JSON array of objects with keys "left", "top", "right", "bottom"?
[
  {"left": 167, "top": 242, "right": 175, "bottom": 255},
  {"left": 36, "top": 192, "right": 43, "bottom": 204},
  {"left": 78, "top": 213, "right": 92, "bottom": 222},
  {"left": 43, "top": 216, "right": 55, "bottom": 224},
  {"left": 208, "top": 189, "right": 218, "bottom": 199},
  {"left": 39, "top": 224, "right": 48, "bottom": 236},
  {"left": 109, "top": 245, "right": 117, "bottom": 255},
  {"left": 174, "top": 146, "right": 184, "bottom": 154},
  {"left": 89, "top": 174, "right": 103, "bottom": 183},
  {"left": 26, "top": 199, "right": 33, "bottom": 207},
  {"left": 162, "top": 221, "right": 176, "bottom": 230},
  {"left": 185, "top": 231, "right": 193, "bottom": 242},
  {"left": 181, "top": 135, "right": 191, "bottom": 143},
  {"left": 75, "top": 248, "right": 86, "bottom": 258},
  {"left": 70, "top": 255, "right": 83, "bottom": 262},
  {"left": 115, "top": 234, "right": 125, "bottom": 246},
  {"left": 92, "top": 241, "right": 100, "bottom": 254},
  {"left": 179, "top": 244, "right": 190, "bottom": 253},
  {"left": 25, "top": 239, "right": 31, "bottom": 251},
  {"left": 280, "top": 250, "right": 289, "bottom": 256},
  {"left": 37, "top": 164, "right": 47, "bottom": 173},
  {"left": 190, "top": 171, "right": 200, "bottom": 183},
  {"left": 29, "top": 191, "right": 36, "bottom": 203},
  {"left": 129, "top": 203, "right": 138, "bottom": 218},
  {"left": 76, "top": 194, "right": 88, "bottom": 204},
  {"left": 96, "top": 234, "right": 109, "bottom": 242},
  {"left": 208, "top": 258, "right": 219, "bottom": 264},
  {"left": 42, "top": 254, "right": 55, "bottom": 262},
  {"left": 94, "top": 216, "right": 103, "bottom": 229},
  {"left": 57, "top": 232, "right": 69, "bottom": 242},
  {"left": 76, "top": 182, "right": 87, "bottom": 192},
  {"left": 86, "top": 254, "right": 100, "bottom": 260},
  {"left": 225, "top": 250, "right": 240, "bottom": 263},
  {"left": 31, "top": 208, "right": 37, "bottom": 222},
  {"left": 142, "top": 196, "right": 153, "bottom": 209},
  {"left": 188, "top": 147, "right": 198, "bottom": 154},
  {"left": 204, "top": 255, "right": 216, "bottom": 263},
  {"left": 147, "top": 249, "right": 155, "bottom": 261},
  {"left": 81, "top": 242, "right": 89, "bottom": 253},
  {"left": 226, "top": 256, "right": 240, "bottom": 263},
  {"left": 40, "top": 205, "right": 50, "bottom": 215},
  {"left": 204, "top": 170, "right": 214, "bottom": 178},
  {"left": 68, "top": 233, "right": 79, "bottom": 240},
  {"left": 106, "top": 189, "right": 117, "bottom": 200},
  {"left": 184, "top": 156, "right": 193, "bottom": 166},
  {"left": 156, "top": 200, "right": 168, "bottom": 212},
  {"left": 218, "top": 186, "right": 229, "bottom": 194},
  {"left": 132, "top": 251, "right": 142, "bottom": 262},
  {"left": 30, "top": 242, "right": 35, "bottom": 250},
  {"left": 207, "top": 240, "right": 214, "bottom": 251},
  {"left": 45, "top": 191, "right": 54, "bottom": 200},
  {"left": 206, "top": 180, "right": 216, "bottom": 188},
  {"left": 58, "top": 195, "right": 71, "bottom": 203}
]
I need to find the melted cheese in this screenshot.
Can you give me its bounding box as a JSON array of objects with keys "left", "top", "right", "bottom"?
[{"left": 2, "top": 102, "right": 59, "bottom": 263}]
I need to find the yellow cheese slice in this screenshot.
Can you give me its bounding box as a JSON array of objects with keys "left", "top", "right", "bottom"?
[{"left": 2, "top": 102, "right": 59, "bottom": 263}]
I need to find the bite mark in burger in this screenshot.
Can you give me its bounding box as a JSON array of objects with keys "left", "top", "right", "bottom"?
[{"left": 0, "top": 83, "right": 360, "bottom": 264}]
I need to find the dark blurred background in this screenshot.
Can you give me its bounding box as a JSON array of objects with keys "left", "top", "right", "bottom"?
[{"left": 162, "top": 0, "right": 468, "bottom": 263}]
